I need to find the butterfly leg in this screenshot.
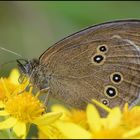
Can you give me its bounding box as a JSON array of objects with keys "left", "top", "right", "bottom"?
[
  {"left": 40, "top": 87, "right": 50, "bottom": 110},
  {"left": 43, "top": 90, "right": 50, "bottom": 107}
]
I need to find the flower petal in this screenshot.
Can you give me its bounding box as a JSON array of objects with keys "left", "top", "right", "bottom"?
[
  {"left": 51, "top": 104, "right": 71, "bottom": 120},
  {"left": 56, "top": 121, "right": 92, "bottom": 139},
  {"left": 0, "top": 78, "right": 10, "bottom": 97},
  {"left": 38, "top": 125, "right": 63, "bottom": 139},
  {"left": 87, "top": 104, "right": 101, "bottom": 132},
  {"left": 0, "top": 117, "right": 17, "bottom": 129},
  {"left": 13, "top": 121, "right": 26, "bottom": 138},
  {"left": 106, "top": 107, "right": 121, "bottom": 129},
  {"left": 0, "top": 101, "right": 5, "bottom": 108},
  {"left": 8, "top": 69, "right": 20, "bottom": 85},
  {"left": 123, "top": 126, "right": 140, "bottom": 138},
  {"left": 123, "top": 103, "right": 129, "bottom": 113},
  {"left": 32, "top": 112, "right": 62, "bottom": 126},
  {"left": 51, "top": 104, "right": 71, "bottom": 115},
  {"left": 0, "top": 110, "right": 9, "bottom": 116}
]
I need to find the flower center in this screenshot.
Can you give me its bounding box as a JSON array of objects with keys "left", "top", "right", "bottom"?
[{"left": 5, "top": 92, "right": 45, "bottom": 122}]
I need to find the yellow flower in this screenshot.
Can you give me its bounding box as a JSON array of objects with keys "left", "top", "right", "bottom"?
[
  {"left": 54, "top": 99, "right": 140, "bottom": 139},
  {"left": 8, "top": 68, "right": 20, "bottom": 85},
  {"left": 0, "top": 69, "right": 28, "bottom": 102},
  {"left": 38, "top": 106, "right": 69, "bottom": 139},
  {"left": 37, "top": 104, "right": 88, "bottom": 139},
  {"left": 0, "top": 91, "right": 62, "bottom": 138},
  {"left": 87, "top": 103, "right": 124, "bottom": 138},
  {"left": 0, "top": 69, "right": 18, "bottom": 101},
  {"left": 38, "top": 124, "right": 66, "bottom": 139},
  {"left": 0, "top": 69, "right": 62, "bottom": 138},
  {"left": 51, "top": 104, "right": 88, "bottom": 129},
  {"left": 54, "top": 103, "right": 123, "bottom": 139},
  {"left": 89, "top": 100, "right": 140, "bottom": 139},
  {"left": 121, "top": 104, "right": 140, "bottom": 138},
  {"left": 122, "top": 104, "right": 140, "bottom": 128}
]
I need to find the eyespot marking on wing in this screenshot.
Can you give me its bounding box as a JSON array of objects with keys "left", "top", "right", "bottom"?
[
  {"left": 91, "top": 53, "right": 106, "bottom": 65},
  {"left": 97, "top": 44, "right": 108, "bottom": 53},
  {"left": 110, "top": 72, "right": 123, "bottom": 85},
  {"left": 101, "top": 98, "right": 109, "bottom": 106},
  {"left": 104, "top": 85, "right": 118, "bottom": 98}
]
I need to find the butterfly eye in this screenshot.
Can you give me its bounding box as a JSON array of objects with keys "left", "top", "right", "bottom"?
[
  {"left": 110, "top": 72, "right": 123, "bottom": 84},
  {"left": 101, "top": 99, "right": 109, "bottom": 106},
  {"left": 91, "top": 54, "right": 105, "bottom": 65},
  {"left": 104, "top": 85, "right": 118, "bottom": 98},
  {"left": 97, "top": 45, "right": 108, "bottom": 53}
]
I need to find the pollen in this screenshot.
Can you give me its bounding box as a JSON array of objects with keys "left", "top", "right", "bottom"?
[{"left": 5, "top": 92, "right": 45, "bottom": 122}]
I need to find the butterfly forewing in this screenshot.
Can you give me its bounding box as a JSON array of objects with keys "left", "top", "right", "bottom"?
[{"left": 38, "top": 20, "right": 140, "bottom": 115}]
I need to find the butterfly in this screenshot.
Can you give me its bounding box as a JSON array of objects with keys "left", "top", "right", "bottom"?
[{"left": 17, "top": 19, "right": 140, "bottom": 116}]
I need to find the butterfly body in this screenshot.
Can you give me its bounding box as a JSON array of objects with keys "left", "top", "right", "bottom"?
[{"left": 18, "top": 20, "right": 140, "bottom": 114}]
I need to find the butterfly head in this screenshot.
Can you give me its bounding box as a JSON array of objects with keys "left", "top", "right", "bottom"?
[
  {"left": 17, "top": 58, "right": 39, "bottom": 76},
  {"left": 16, "top": 58, "right": 49, "bottom": 90}
]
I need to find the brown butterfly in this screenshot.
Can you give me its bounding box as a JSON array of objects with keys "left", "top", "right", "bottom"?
[{"left": 17, "top": 19, "right": 140, "bottom": 116}]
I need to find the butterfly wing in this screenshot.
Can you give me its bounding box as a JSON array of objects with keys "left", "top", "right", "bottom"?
[
  {"left": 39, "top": 20, "right": 140, "bottom": 113},
  {"left": 40, "top": 19, "right": 140, "bottom": 63}
]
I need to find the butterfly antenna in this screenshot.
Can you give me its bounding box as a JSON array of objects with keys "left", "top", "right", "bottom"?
[{"left": 0, "top": 47, "right": 22, "bottom": 58}]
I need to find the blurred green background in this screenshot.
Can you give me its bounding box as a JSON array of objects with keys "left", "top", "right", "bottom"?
[{"left": 0, "top": 1, "right": 140, "bottom": 75}]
